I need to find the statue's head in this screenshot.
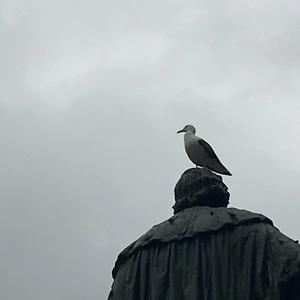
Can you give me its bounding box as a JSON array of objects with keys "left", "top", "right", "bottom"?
[{"left": 173, "top": 168, "right": 230, "bottom": 214}]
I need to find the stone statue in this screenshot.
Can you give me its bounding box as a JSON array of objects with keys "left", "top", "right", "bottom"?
[{"left": 108, "top": 168, "right": 300, "bottom": 299}]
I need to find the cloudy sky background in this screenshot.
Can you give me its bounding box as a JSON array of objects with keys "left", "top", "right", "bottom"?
[{"left": 1, "top": 0, "right": 300, "bottom": 299}]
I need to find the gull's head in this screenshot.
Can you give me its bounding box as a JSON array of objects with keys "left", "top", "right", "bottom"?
[{"left": 177, "top": 124, "right": 196, "bottom": 134}]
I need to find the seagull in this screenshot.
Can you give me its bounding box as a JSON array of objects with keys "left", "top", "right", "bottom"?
[{"left": 177, "top": 124, "right": 232, "bottom": 176}]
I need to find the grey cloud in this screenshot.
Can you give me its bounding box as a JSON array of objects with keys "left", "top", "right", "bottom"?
[{"left": 1, "top": 1, "right": 300, "bottom": 299}]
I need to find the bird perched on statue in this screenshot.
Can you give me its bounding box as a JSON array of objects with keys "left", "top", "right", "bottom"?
[{"left": 177, "top": 124, "right": 232, "bottom": 176}]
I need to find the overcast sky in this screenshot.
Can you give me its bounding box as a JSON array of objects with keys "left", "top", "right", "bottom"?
[{"left": 1, "top": 0, "right": 300, "bottom": 299}]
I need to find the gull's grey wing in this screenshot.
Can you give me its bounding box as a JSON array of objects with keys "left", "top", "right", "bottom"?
[
  {"left": 197, "top": 138, "right": 232, "bottom": 176},
  {"left": 198, "top": 138, "right": 220, "bottom": 160}
]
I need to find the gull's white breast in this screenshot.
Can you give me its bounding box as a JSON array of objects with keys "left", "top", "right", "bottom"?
[{"left": 184, "top": 133, "right": 206, "bottom": 166}]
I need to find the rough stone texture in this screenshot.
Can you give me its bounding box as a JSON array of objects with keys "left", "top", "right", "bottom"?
[
  {"left": 111, "top": 206, "right": 273, "bottom": 279},
  {"left": 108, "top": 169, "right": 300, "bottom": 300},
  {"left": 173, "top": 168, "right": 229, "bottom": 213}
]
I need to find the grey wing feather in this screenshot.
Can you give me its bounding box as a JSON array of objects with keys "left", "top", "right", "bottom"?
[
  {"left": 198, "top": 139, "right": 220, "bottom": 160},
  {"left": 197, "top": 138, "right": 232, "bottom": 176}
]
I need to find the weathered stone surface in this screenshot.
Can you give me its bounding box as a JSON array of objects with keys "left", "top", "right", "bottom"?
[
  {"left": 108, "top": 169, "right": 300, "bottom": 300},
  {"left": 173, "top": 168, "right": 229, "bottom": 213}
]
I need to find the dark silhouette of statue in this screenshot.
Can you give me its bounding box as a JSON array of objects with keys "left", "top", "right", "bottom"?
[{"left": 108, "top": 168, "right": 300, "bottom": 299}]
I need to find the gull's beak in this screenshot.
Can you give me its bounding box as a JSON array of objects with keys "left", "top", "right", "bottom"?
[{"left": 177, "top": 129, "right": 185, "bottom": 134}]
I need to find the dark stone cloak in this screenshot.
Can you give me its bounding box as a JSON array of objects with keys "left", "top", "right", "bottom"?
[{"left": 108, "top": 206, "right": 300, "bottom": 300}]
